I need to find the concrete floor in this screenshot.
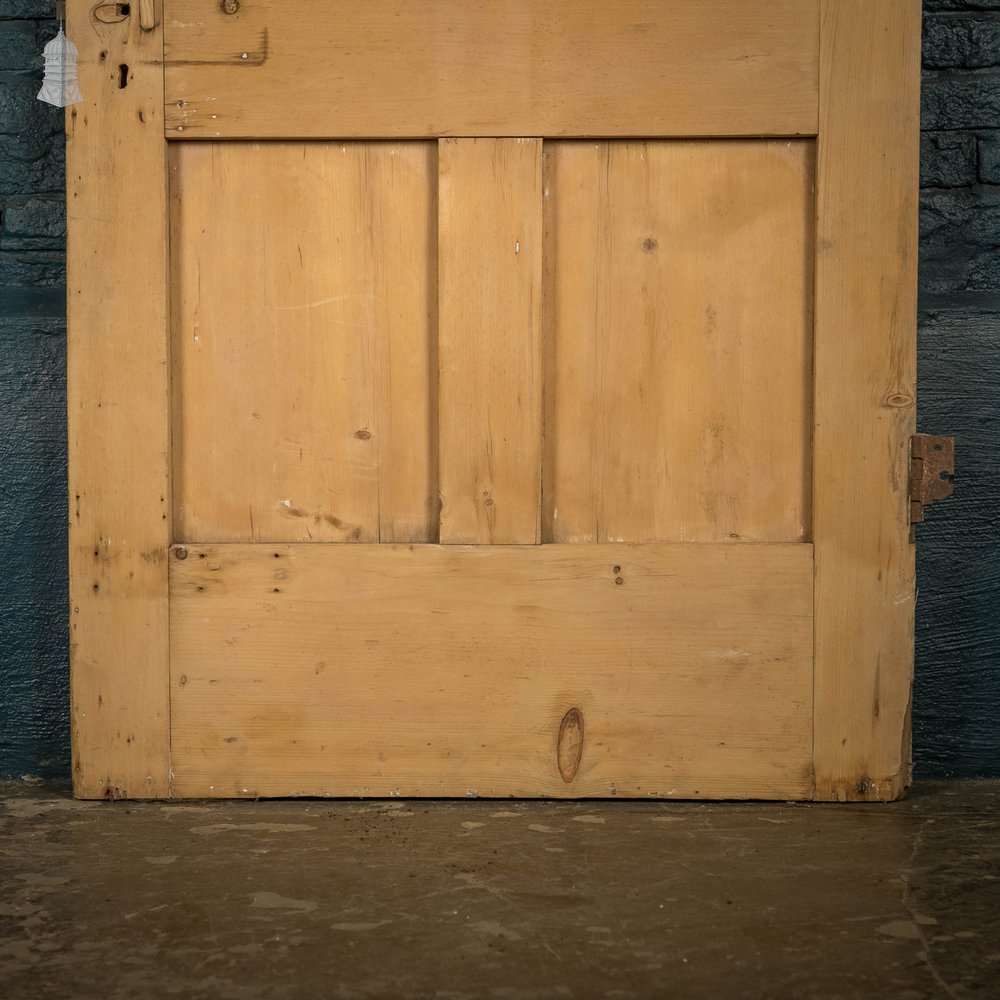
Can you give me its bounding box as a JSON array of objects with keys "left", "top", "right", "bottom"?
[{"left": 1, "top": 782, "right": 997, "bottom": 999}]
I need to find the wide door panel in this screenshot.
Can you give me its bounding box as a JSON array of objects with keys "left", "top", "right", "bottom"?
[
  {"left": 169, "top": 543, "right": 814, "bottom": 799},
  {"left": 543, "top": 139, "right": 813, "bottom": 544},
  {"left": 171, "top": 141, "right": 438, "bottom": 544}
]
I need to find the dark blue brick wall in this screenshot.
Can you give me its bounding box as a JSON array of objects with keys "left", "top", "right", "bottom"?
[
  {"left": 0, "top": 4, "right": 997, "bottom": 779},
  {"left": 917, "top": 0, "right": 1000, "bottom": 778},
  {"left": 1, "top": 2, "right": 68, "bottom": 779}
]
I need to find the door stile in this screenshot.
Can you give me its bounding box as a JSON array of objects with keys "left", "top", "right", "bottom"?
[
  {"left": 812, "top": 0, "right": 921, "bottom": 801},
  {"left": 67, "top": 1, "right": 172, "bottom": 798}
]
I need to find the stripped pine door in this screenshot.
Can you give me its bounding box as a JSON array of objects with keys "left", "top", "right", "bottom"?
[{"left": 67, "top": 1, "right": 920, "bottom": 800}]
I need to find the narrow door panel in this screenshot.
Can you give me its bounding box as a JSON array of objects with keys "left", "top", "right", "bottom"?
[{"left": 438, "top": 139, "right": 543, "bottom": 544}]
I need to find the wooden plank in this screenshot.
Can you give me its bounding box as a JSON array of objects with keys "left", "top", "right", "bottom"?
[
  {"left": 813, "top": 0, "right": 921, "bottom": 801},
  {"left": 170, "top": 142, "right": 437, "bottom": 543},
  {"left": 163, "top": 0, "right": 819, "bottom": 139},
  {"left": 438, "top": 139, "right": 542, "bottom": 544},
  {"left": 543, "top": 140, "right": 813, "bottom": 544},
  {"left": 66, "top": 4, "right": 170, "bottom": 798},
  {"left": 169, "top": 543, "right": 814, "bottom": 799}
]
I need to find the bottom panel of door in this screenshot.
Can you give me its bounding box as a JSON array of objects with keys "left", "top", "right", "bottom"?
[{"left": 169, "top": 543, "right": 814, "bottom": 799}]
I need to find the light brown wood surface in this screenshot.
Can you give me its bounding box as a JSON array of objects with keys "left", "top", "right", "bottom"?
[
  {"left": 812, "top": 0, "right": 921, "bottom": 801},
  {"left": 163, "top": 0, "right": 819, "bottom": 139},
  {"left": 68, "top": 1, "right": 921, "bottom": 801},
  {"left": 66, "top": 4, "right": 170, "bottom": 798},
  {"left": 542, "top": 140, "right": 813, "bottom": 544},
  {"left": 438, "top": 139, "right": 543, "bottom": 544},
  {"left": 169, "top": 543, "right": 814, "bottom": 799},
  {"left": 171, "top": 142, "right": 437, "bottom": 543}
]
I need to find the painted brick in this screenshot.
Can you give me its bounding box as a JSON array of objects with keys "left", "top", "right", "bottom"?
[
  {"left": 921, "top": 131, "right": 977, "bottom": 186},
  {"left": 1, "top": 195, "right": 65, "bottom": 249},
  {"left": 0, "top": 250, "right": 63, "bottom": 285},
  {"left": 0, "top": 19, "right": 37, "bottom": 70},
  {"left": 916, "top": 301, "right": 1000, "bottom": 777},
  {"left": 979, "top": 132, "right": 1000, "bottom": 181},
  {"left": 921, "top": 71, "right": 1000, "bottom": 129},
  {"left": 0, "top": 0, "right": 52, "bottom": 17},
  {"left": 0, "top": 311, "right": 69, "bottom": 780},
  {"left": 924, "top": 14, "right": 1000, "bottom": 68},
  {"left": 0, "top": 70, "right": 33, "bottom": 131},
  {"left": 0, "top": 71, "right": 62, "bottom": 151},
  {"left": 924, "top": 0, "right": 1000, "bottom": 10},
  {"left": 0, "top": 128, "right": 63, "bottom": 196},
  {"left": 920, "top": 187, "right": 1000, "bottom": 292},
  {"left": 0, "top": 284, "right": 64, "bottom": 319}
]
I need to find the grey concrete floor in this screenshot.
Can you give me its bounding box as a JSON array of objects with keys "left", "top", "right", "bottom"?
[{"left": 1, "top": 782, "right": 998, "bottom": 999}]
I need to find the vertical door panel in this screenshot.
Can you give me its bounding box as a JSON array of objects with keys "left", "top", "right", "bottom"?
[
  {"left": 543, "top": 140, "right": 814, "bottom": 544},
  {"left": 171, "top": 142, "right": 438, "bottom": 544},
  {"left": 438, "top": 138, "right": 544, "bottom": 544}
]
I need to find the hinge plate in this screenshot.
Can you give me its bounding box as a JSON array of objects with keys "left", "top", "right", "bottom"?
[{"left": 910, "top": 434, "right": 955, "bottom": 541}]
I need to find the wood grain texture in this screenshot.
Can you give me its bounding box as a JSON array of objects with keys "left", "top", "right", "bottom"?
[
  {"left": 163, "top": 0, "right": 819, "bottom": 139},
  {"left": 169, "top": 543, "right": 814, "bottom": 799},
  {"left": 438, "top": 139, "right": 542, "bottom": 544},
  {"left": 170, "top": 142, "right": 437, "bottom": 543},
  {"left": 66, "top": 2, "right": 170, "bottom": 798},
  {"left": 543, "top": 140, "right": 813, "bottom": 544},
  {"left": 813, "top": 0, "right": 921, "bottom": 801}
]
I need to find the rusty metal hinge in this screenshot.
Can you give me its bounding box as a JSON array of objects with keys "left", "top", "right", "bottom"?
[{"left": 910, "top": 434, "right": 955, "bottom": 541}]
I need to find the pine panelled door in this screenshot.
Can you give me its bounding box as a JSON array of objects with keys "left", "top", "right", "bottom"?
[{"left": 66, "top": 1, "right": 921, "bottom": 801}]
